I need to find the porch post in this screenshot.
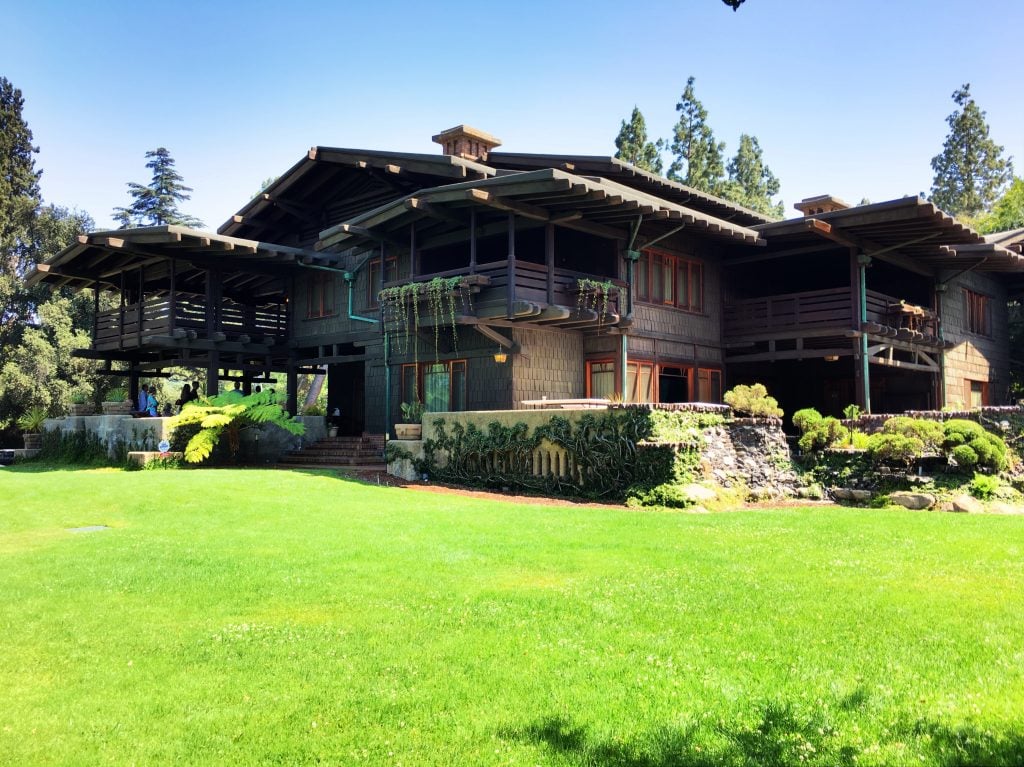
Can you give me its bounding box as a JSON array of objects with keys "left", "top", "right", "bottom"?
[
  {"left": 506, "top": 213, "right": 516, "bottom": 319},
  {"left": 205, "top": 268, "right": 221, "bottom": 396},
  {"left": 935, "top": 283, "right": 947, "bottom": 407},
  {"left": 469, "top": 210, "right": 477, "bottom": 275},
  {"left": 545, "top": 223, "right": 555, "bottom": 306},
  {"left": 286, "top": 363, "right": 298, "bottom": 418},
  {"left": 409, "top": 221, "right": 417, "bottom": 279},
  {"left": 620, "top": 334, "right": 629, "bottom": 399},
  {"left": 850, "top": 249, "right": 872, "bottom": 413},
  {"left": 168, "top": 257, "right": 176, "bottom": 334}
]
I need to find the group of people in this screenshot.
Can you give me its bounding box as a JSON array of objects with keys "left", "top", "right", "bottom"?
[{"left": 135, "top": 381, "right": 203, "bottom": 417}]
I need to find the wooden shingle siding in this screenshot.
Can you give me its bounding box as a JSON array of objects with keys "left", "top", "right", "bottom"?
[
  {"left": 511, "top": 327, "right": 585, "bottom": 405},
  {"left": 941, "top": 271, "right": 1010, "bottom": 405}
]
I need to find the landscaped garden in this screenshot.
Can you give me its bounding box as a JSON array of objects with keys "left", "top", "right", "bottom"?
[{"left": 2, "top": 465, "right": 1023, "bottom": 766}]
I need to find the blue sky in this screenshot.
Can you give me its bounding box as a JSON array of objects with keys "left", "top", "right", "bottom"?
[{"left": 4, "top": 0, "right": 1022, "bottom": 230}]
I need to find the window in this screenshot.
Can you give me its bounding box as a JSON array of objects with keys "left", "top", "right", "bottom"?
[
  {"left": 696, "top": 368, "right": 723, "bottom": 403},
  {"left": 586, "top": 360, "right": 616, "bottom": 399},
  {"left": 401, "top": 360, "right": 466, "bottom": 412},
  {"left": 964, "top": 289, "right": 989, "bottom": 336},
  {"left": 966, "top": 379, "right": 989, "bottom": 408},
  {"left": 368, "top": 257, "right": 399, "bottom": 307},
  {"left": 626, "top": 361, "right": 655, "bottom": 403},
  {"left": 307, "top": 273, "right": 335, "bottom": 318},
  {"left": 636, "top": 249, "right": 703, "bottom": 312}
]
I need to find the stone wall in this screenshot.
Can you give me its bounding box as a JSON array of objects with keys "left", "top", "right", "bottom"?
[{"left": 699, "top": 418, "right": 800, "bottom": 498}]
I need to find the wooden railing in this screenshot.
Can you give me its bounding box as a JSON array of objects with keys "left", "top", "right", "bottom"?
[
  {"left": 724, "top": 287, "right": 936, "bottom": 340},
  {"left": 93, "top": 294, "right": 287, "bottom": 349}
]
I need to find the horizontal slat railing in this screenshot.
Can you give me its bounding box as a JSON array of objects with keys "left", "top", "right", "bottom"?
[{"left": 724, "top": 287, "right": 852, "bottom": 337}]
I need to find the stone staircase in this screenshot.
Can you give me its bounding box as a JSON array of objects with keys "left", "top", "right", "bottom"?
[{"left": 277, "top": 434, "right": 387, "bottom": 471}]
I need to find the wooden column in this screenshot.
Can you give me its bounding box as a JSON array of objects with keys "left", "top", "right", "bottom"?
[
  {"left": 469, "top": 209, "right": 477, "bottom": 275},
  {"left": 506, "top": 213, "right": 516, "bottom": 319},
  {"left": 168, "top": 258, "right": 177, "bottom": 334},
  {"left": 409, "top": 221, "right": 418, "bottom": 279},
  {"left": 206, "top": 268, "right": 221, "bottom": 396},
  {"left": 137, "top": 266, "right": 144, "bottom": 347},
  {"left": 92, "top": 284, "right": 99, "bottom": 344},
  {"left": 850, "top": 248, "right": 865, "bottom": 410},
  {"left": 118, "top": 271, "right": 125, "bottom": 350},
  {"left": 545, "top": 223, "right": 555, "bottom": 306},
  {"left": 286, "top": 364, "right": 298, "bottom": 417}
]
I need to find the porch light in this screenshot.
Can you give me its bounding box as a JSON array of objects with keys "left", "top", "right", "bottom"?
[
  {"left": 493, "top": 347, "right": 508, "bottom": 364},
  {"left": 824, "top": 354, "right": 840, "bottom": 362}
]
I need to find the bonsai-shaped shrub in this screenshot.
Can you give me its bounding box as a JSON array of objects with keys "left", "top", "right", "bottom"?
[
  {"left": 723, "top": 383, "right": 783, "bottom": 418},
  {"left": 17, "top": 406, "right": 48, "bottom": 434},
  {"left": 400, "top": 400, "right": 425, "bottom": 424},
  {"left": 798, "top": 416, "right": 849, "bottom": 453},
  {"left": 880, "top": 416, "right": 945, "bottom": 454},
  {"left": 792, "top": 408, "right": 823, "bottom": 434},
  {"left": 170, "top": 389, "right": 304, "bottom": 464},
  {"left": 943, "top": 419, "right": 1007, "bottom": 472},
  {"left": 866, "top": 432, "right": 924, "bottom": 468}
]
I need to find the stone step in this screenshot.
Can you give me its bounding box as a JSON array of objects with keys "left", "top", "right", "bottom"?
[{"left": 278, "top": 455, "right": 384, "bottom": 466}]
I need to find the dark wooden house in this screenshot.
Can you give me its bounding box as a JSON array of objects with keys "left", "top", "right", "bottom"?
[{"left": 29, "top": 127, "right": 1024, "bottom": 436}]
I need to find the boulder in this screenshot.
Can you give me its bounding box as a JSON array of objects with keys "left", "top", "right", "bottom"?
[
  {"left": 950, "top": 494, "right": 984, "bottom": 514},
  {"left": 681, "top": 483, "right": 718, "bottom": 503},
  {"left": 989, "top": 501, "right": 1024, "bottom": 515},
  {"left": 832, "top": 487, "right": 872, "bottom": 502},
  {"left": 888, "top": 491, "right": 936, "bottom": 510}
]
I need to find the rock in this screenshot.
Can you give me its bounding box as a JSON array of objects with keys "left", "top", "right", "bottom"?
[
  {"left": 988, "top": 501, "right": 1024, "bottom": 515},
  {"left": 888, "top": 491, "right": 936, "bottom": 510},
  {"left": 832, "top": 487, "right": 871, "bottom": 502},
  {"left": 950, "top": 494, "right": 984, "bottom": 513},
  {"left": 681, "top": 483, "right": 717, "bottom": 503}
]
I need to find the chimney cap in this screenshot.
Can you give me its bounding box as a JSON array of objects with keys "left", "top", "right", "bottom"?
[
  {"left": 431, "top": 124, "right": 501, "bottom": 147},
  {"left": 794, "top": 194, "right": 851, "bottom": 216}
]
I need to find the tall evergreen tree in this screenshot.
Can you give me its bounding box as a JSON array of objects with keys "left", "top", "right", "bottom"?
[
  {"left": 113, "top": 147, "right": 204, "bottom": 228},
  {"left": 613, "top": 107, "right": 663, "bottom": 174},
  {"left": 930, "top": 84, "right": 1013, "bottom": 218},
  {"left": 0, "top": 76, "right": 43, "bottom": 359},
  {"left": 721, "top": 134, "right": 784, "bottom": 219},
  {"left": 667, "top": 77, "right": 725, "bottom": 193}
]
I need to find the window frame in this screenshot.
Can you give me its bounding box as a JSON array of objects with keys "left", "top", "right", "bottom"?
[
  {"left": 965, "top": 378, "right": 989, "bottom": 408},
  {"left": 400, "top": 359, "right": 467, "bottom": 412},
  {"left": 636, "top": 248, "right": 704, "bottom": 313},
  {"left": 964, "top": 289, "right": 990, "bottom": 337},
  {"left": 367, "top": 256, "right": 399, "bottom": 308},
  {"left": 586, "top": 357, "right": 724, "bottom": 403},
  {"left": 306, "top": 273, "right": 336, "bottom": 319}
]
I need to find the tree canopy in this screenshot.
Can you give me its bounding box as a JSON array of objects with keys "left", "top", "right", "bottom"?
[
  {"left": 667, "top": 77, "right": 726, "bottom": 193},
  {"left": 720, "top": 134, "right": 784, "bottom": 219},
  {"left": 930, "top": 84, "right": 1013, "bottom": 218},
  {"left": 975, "top": 177, "right": 1024, "bottom": 234},
  {"left": 113, "top": 147, "right": 203, "bottom": 228},
  {"left": 613, "top": 107, "right": 663, "bottom": 174}
]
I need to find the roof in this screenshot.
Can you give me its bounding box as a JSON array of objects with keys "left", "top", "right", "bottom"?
[
  {"left": 316, "top": 168, "right": 765, "bottom": 251},
  {"left": 486, "top": 152, "right": 772, "bottom": 227},
  {"left": 219, "top": 147, "right": 496, "bottom": 241},
  {"left": 27, "top": 225, "right": 334, "bottom": 299},
  {"left": 750, "top": 197, "right": 1024, "bottom": 273}
]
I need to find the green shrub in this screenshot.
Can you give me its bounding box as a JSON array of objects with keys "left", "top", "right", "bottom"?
[
  {"left": 866, "top": 432, "right": 924, "bottom": 467},
  {"left": 842, "top": 404, "right": 862, "bottom": 421},
  {"left": 723, "top": 383, "right": 783, "bottom": 418},
  {"left": 37, "top": 428, "right": 111, "bottom": 466},
  {"left": 969, "top": 472, "right": 1000, "bottom": 500},
  {"left": 850, "top": 430, "right": 871, "bottom": 449},
  {"left": 798, "top": 417, "right": 848, "bottom": 453},
  {"left": 943, "top": 419, "right": 1007, "bottom": 471},
  {"left": 792, "top": 408, "right": 823, "bottom": 434},
  {"left": 881, "top": 417, "right": 944, "bottom": 453},
  {"left": 105, "top": 387, "right": 129, "bottom": 403},
  {"left": 625, "top": 482, "right": 693, "bottom": 509},
  {"left": 16, "top": 406, "right": 48, "bottom": 434}
]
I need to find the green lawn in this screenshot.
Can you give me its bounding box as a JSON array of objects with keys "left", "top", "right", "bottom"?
[{"left": 1, "top": 466, "right": 1023, "bottom": 766}]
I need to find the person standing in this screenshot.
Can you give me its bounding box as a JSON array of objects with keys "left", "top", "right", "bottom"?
[{"left": 138, "top": 384, "right": 149, "bottom": 414}]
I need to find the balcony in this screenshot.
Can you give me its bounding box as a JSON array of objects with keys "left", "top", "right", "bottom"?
[{"left": 94, "top": 294, "right": 288, "bottom": 351}]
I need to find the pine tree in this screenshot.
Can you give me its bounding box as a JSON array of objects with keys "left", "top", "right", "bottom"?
[
  {"left": 113, "top": 147, "right": 204, "bottom": 228},
  {"left": 667, "top": 77, "right": 726, "bottom": 193},
  {"left": 613, "top": 107, "right": 663, "bottom": 174},
  {"left": 930, "top": 84, "right": 1013, "bottom": 218},
  {"left": 720, "top": 134, "right": 784, "bottom": 219},
  {"left": 0, "top": 77, "right": 43, "bottom": 371}
]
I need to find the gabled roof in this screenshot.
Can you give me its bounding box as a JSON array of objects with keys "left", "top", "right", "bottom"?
[
  {"left": 317, "top": 168, "right": 764, "bottom": 251},
  {"left": 218, "top": 147, "right": 495, "bottom": 242},
  {"left": 487, "top": 152, "right": 772, "bottom": 227}
]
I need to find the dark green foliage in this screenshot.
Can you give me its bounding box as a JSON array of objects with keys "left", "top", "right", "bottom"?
[
  {"left": 667, "top": 77, "right": 726, "bottom": 193},
  {"left": 881, "top": 416, "right": 945, "bottom": 453},
  {"left": 624, "top": 482, "right": 692, "bottom": 509},
  {"left": 866, "top": 433, "right": 925, "bottom": 468},
  {"left": 112, "top": 147, "right": 203, "bottom": 228},
  {"left": 943, "top": 419, "right": 1007, "bottom": 472},
  {"left": 977, "top": 176, "right": 1024, "bottom": 233},
  {"left": 613, "top": 106, "right": 663, "bottom": 174},
  {"left": 798, "top": 417, "right": 848, "bottom": 453},
  {"left": 792, "top": 408, "right": 823, "bottom": 434},
  {"left": 418, "top": 409, "right": 721, "bottom": 501},
  {"left": 36, "top": 428, "right": 114, "bottom": 466},
  {"left": 930, "top": 84, "right": 1013, "bottom": 217},
  {"left": 720, "top": 134, "right": 784, "bottom": 218}
]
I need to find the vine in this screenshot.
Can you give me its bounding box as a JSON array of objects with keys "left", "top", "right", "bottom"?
[
  {"left": 380, "top": 276, "right": 468, "bottom": 362},
  {"left": 576, "top": 278, "right": 617, "bottom": 330}
]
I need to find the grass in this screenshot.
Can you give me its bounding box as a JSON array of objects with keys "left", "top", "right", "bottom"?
[{"left": 1, "top": 465, "right": 1023, "bottom": 766}]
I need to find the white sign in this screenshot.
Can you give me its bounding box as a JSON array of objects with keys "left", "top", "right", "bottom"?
[{"left": 158, "top": 439, "right": 170, "bottom": 453}]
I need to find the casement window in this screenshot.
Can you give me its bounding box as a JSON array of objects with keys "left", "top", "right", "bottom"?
[
  {"left": 635, "top": 249, "right": 703, "bottom": 312},
  {"left": 964, "top": 289, "right": 990, "bottom": 336},
  {"left": 586, "top": 360, "right": 616, "bottom": 399},
  {"left": 401, "top": 360, "right": 466, "bottom": 412},
  {"left": 626, "top": 361, "right": 655, "bottom": 403},
  {"left": 966, "top": 379, "right": 989, "bottom": 408},
  {"left": 307, "top": 274, "right": 335, "bottom": 318},
  {"left": 587, "top": 358, "right": 722, "bottom": 403},
  {"left": 367, "top": 257, "right": 399, "bottom": 307}
]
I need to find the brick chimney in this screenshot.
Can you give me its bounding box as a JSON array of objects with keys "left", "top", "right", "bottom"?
[
  {"left": 794, "top": 194, "right": 850, "bottom": 216},
  {"left": 432, "top": 125, "right": 501, "bottom": 162}
]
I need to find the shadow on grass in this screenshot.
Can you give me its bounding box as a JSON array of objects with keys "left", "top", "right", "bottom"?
[{"left": 504, "top": 705, "right": 1024, "bottom": 767}]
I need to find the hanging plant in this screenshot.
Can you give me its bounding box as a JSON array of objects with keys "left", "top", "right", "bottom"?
[
  {"left": 379, "top": 276, "right": 467, "bottom": 362},
  {"left": 576, "top": 278, "right": 617, "bottom": 329}
]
